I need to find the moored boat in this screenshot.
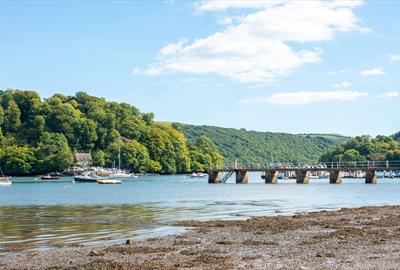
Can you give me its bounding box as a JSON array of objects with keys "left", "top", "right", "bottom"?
[
  {"left": 97, "top": 179, "right": 122, "bottom": 184},
  {"left": 74, "top": 173, "right": 106, "bottom": 183},
  {"left": 0, "top": 177, "right": 12, "bottom": 186},
  {"left": 0, "top": 167, "right": 12, "bottom": 186},
  {"left": 188, "top": 172, "right": 207, "bottom": 178},
  {"left": 41, "top": 174, "right": 60, "bottom": 180}
]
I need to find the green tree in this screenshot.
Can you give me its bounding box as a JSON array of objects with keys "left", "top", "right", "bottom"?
[
  {"left": 34, "top": 132, "right": 73, "bottom": 173},
  {"left": 92, "top": 149, "right": 106, "bottom": 167},
  {"left": 0, "top": 145, "right": 36, "bottom": 175},
  {"left": 105, "top": 141, "right": 151, "bottom": 173},
  {"left": 3, "top": 100, "right": 21, "bottom": 133}
]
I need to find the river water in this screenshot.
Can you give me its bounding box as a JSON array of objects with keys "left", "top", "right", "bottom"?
[{"left": 1, "top": 173, "right": 400, "bottom": 254}]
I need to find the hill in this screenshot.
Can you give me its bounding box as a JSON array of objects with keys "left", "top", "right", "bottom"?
[
  {"left": 0, "top": 90, "right": 222, "bottom": 175},
  {"left": 179, "top": 124, "right": 351, "bottom": 164}
]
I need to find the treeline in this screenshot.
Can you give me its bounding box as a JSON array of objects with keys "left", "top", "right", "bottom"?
[
  {"left": 181, "top": 124, "right": 349, "bottom": 164},
  {"left": 319, "top": 135, "right": 400, "bottom": 162},
  {"left": 0, "top": 90, "right": 222, "bottom": 175}
]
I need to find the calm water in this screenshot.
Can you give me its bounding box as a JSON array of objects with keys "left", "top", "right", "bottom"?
[{"left": 1, "top": 173, "right": 400, "bottom": 254}]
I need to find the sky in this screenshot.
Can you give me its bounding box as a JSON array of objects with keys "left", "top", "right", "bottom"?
[{"left": 0, "top": 0, "right": 399, "bottom": 137}]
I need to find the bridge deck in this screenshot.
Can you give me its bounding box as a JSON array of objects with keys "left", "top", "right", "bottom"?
[{"left": 208, "top": 161, "right": 400, "bottom": 184}]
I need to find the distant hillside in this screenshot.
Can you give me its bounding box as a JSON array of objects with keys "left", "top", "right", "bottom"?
[
  {"left": 179, "top": 124, "right": 351, "bottom": 164},
  {"left": 393, "top": 131, "right": 400, "bottom": 141}
]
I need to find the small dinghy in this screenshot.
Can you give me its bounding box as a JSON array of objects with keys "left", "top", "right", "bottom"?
[
  {"left": 97, "top": 179, "right": 122, "bottom": 184},
  {"left": 0, "top": 167, "right": 12, "bottom": 186}
]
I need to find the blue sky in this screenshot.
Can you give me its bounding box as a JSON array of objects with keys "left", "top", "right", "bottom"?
[{"left": 0, "top": 0, "right": 399, "bottom": 137}]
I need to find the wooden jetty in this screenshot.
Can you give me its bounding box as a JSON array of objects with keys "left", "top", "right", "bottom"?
[{"left": 208, "top": 161, "right": 400, "bottom": 184}]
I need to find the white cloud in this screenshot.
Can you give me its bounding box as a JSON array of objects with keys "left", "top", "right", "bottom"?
[
  {"left": 240, "top": 90, "right": 368, "bottom": 105},
  {"left": 380, "top": 91, "right": 399, "bottom": 98},
  {"left": 332, "top": 81, "right": 352, "bottom": 89},
  {"left": 360, "top": 67, "right": 385, "bottom": 76},
  {"left": 140, "top": 1, "right": 366, "bottom": 84},
  {"left": 389, "top": 54, "right": 400, "bottom": 61},
  {"left": 326, "top": 68, "right": 349, "bottom": 75}
]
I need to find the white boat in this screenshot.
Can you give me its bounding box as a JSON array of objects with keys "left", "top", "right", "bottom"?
[
  {"left": 188, "top": 172, "right": 207, "bottom": 178},
  {"left": 0, "top": 177, "right": 12, "bottom": 186},
  {"left": 74, "top": 172, "right": 106, "bottom": 183},
  {"left": 0, "top": 167, "right": 12, "bottom": 186},
  {"left": 97, "top": 179, "right": 122, "bottom": 184}
]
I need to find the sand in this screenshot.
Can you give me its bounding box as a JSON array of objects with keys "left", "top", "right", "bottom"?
[{"left": 2, "top": 205, "right": 400, "bottom": 269}]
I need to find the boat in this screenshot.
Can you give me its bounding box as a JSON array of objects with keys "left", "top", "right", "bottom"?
[
  {"left": 97, "top": 179, "right": 122, "bottom": 184},
  {"left": 188, "top": 172, "right": 207, "bottom": 178},
  {"left": 74, "top": 172, "right": 106, "bottom": 183},
  {"left": 41, "top": 174, "right": 60, "bottom": 180},
  {"left": 0, "top": 177, "right": 12, "bottom": 186},
  {"left": 0, "top": 167, "right": 12, "bottom": 186}
]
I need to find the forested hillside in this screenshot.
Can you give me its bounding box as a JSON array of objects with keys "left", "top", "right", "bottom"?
[
  {"left": 320, "top": 135, "right": 400, "bottom": 162},
  {"left": 0, "top": 90, "right": 222, "bottom": 175},
  {"left": 393, "top": 131, "right": 400, "bottom": 141},
  {"left": 180, "top": 124, "right": 350, "bottom": 164}
]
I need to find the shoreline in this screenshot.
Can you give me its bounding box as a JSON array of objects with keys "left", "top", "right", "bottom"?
[{"left": 3, "top": 205, "right": 400, "bottom": 269}]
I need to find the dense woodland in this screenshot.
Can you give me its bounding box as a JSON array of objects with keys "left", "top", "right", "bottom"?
[
  {"left": 181, "top": 124, "right": 350, "bottom": 164},
  {"left": 0, "top": 90, "right": 223, "bottom": 175},
  {"left": 319, "top": 135, "right": 400, "bottom": 162}
]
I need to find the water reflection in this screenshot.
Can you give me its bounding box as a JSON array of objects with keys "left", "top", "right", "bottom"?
[{"left": 0, "top": 205, "right": 172, "bottom": 254}]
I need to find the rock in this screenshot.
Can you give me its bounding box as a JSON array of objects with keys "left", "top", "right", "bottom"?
[
  {"left": 126, "top": 239, "right": 132, "bottom": 245},
  {"left": 89, "top": 250, "right": 103, "bottom": 256}
]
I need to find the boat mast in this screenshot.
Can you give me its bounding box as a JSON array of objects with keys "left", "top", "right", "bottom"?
[{"left": 118, "top": 143, "right": 121, "bottom": 171}]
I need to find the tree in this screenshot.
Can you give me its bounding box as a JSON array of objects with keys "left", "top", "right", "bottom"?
[
  {"left": 0, "top": 145, "right": 36, "bottom": 175},
  {"left": 3, "top": 100, "right": 21, "bottom": 133},
  {"left": 92, "top": 149, "right": 106, "bottom": 167},
  {"left": 34, "top": 132, "right": 73, "bottom": 173},
  {"left": 105, "top": 141, "right": 150, "bottom": 173},
  {"left": 189, "top": 136, "right": 223, "bottom": 172}
]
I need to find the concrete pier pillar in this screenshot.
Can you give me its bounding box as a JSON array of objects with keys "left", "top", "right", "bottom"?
[
  {"left": 264, "top": 170, "right": 278, "bottom": 184},
  {"left": 208, "top": 171, "right": 222, "bottom": 184},
  {"left": 329, "top": 170, "right": 342, "bottom": 184},
  {"left": 365, "top": 170, "right": 377, "bottom": 184},
  {"left": 236, "top": 170, "right": 249, "bottom": 184},
  {"left": 296, "top": 170, "right": 310, "bottom": 184}
]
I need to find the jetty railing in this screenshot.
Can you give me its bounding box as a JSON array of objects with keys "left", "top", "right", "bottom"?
[{"left": 209, "top": 160, "right": 400, "bottom": 171}]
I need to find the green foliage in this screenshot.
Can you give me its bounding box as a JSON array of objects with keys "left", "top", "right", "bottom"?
[
  {"left": 92, "top": 149, "right": 106, "bottom": 167},
  {"left": 0, "top": 145, "right": 36, "bottom": 175},
  {"left": 34, "top": 132, "right": 73, "bottom": 173},
  {"left": 320, "top": 135, "right": 400, "bottom": 162},
  {"left": 105, "top": 141, "right": 151, "bottom": 173},
  {"left": 0, "top": 89, "right": 222, "bottom": 175},
  {"left": 393, "top": 131, "right": 400, "bottom": 141},
  {"left": 180, "top": 124, "right": 348, "bottom": 164},
  {"left": 189, "top": 136, "right": 223, "bottom": 171}
]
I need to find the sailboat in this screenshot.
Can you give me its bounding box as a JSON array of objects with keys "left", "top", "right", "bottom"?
[
  {"left": 110, "top": 145, "right": 137, "bottom": 178},
  {"left": 0, "top": 167, "right": 12, "bottom": 186}
]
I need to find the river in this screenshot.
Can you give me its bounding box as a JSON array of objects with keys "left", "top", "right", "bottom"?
[{"left": 1, "top": 173, "right": 400, "bottom": 254}]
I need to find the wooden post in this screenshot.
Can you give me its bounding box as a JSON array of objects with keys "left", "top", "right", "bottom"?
[
  {"left": 296, "top": 170, "right": 310, "bottom": 184},
  {"left": 329, "top": 170, "right": 342, "bottom": 184},
  {"left": 264, "top": 170, "right": 278, "bottom": 184},
  {"left": 236, "top": 170, "right": 249, "bottom": 184},
  {"left": 208, "top": 170, "right": 222, "bottom": 184},
  {"left": 365, "top": 170, "right": 377, "bottom": 184}
]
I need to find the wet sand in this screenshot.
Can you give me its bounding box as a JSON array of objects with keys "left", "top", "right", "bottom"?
[{"left": 3, "top": 205, "right": 400, "bottom": 269}]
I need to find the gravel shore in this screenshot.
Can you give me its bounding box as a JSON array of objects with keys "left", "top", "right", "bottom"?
[{"left": 2, "top": 205, "right": 400, "bottom": 269}]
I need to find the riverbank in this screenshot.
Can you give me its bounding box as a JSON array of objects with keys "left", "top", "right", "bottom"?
[{"left": 2, "top": 205, "right": 400, "bottom": 269}]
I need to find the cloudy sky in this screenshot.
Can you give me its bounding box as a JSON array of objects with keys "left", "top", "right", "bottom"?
[{"left": 0, "top": 0, "right": 399, "bottom": 136}]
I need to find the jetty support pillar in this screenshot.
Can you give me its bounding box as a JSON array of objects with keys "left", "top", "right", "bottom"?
[
  {"left": 329, "top": 170, "right": 342, "bottom": 184},
  {"left": 236, "top": 170, "right": 249, "bottom": 184},
  {"left": 365, "top": 170, "right": 377, "bottom": 184},
  {"left": 208, "top": 170, "right": 222, "bottom": 184},
  {"left": 296, "top": 170, "right": 310, "bottom": 184},
  {"left": 264, "top": 170, "right": 278, "bottom": 184}
]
